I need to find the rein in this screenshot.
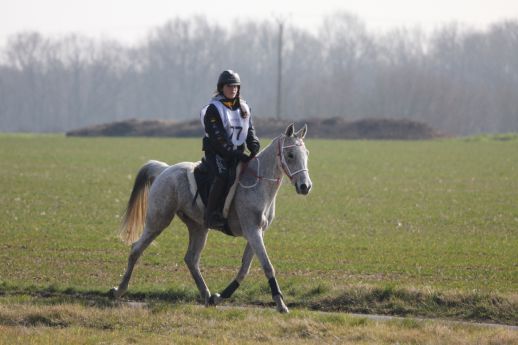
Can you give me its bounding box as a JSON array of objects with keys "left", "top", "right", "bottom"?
[{"left": 239, "top": 135, "right": 307, "bottom": 189}]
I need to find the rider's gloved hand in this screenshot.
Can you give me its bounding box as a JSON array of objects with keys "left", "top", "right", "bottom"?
[
  {"left": 236, "top": 152, "right": 252, "bottom": 163},
  {"left": 248, "top": 143, "right": 260, "bottom": 157}
]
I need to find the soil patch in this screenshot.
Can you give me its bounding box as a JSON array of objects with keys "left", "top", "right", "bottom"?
[{"left": 66, "top": 117, "right": 442, "bottom": 140}]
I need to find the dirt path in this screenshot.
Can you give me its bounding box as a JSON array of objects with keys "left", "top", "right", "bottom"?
[
  {"left": 121, "top": 301, "right": 518, "bottom": 331},
  {"left": 346, "top": 312, "right": 518, "bottom": 331}
]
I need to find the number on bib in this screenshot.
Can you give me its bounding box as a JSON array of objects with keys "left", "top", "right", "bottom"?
[{"left": 229, "top": 126, "right": 243, "bottom": 142}]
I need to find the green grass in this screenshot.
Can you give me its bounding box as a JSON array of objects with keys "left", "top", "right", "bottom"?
[
  {"left": 0, "top": 134, "right": 517, "bottom": 334},
  {"left": 2, "top": 302, "right": 516, "bottom": 345}
]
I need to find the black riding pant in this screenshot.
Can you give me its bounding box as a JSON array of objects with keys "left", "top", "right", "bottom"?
[{"left": 204, "top": 150, "right": 238, "bottom": 193}]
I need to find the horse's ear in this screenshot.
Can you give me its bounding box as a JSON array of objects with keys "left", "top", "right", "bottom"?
[
  {"left": 295, "top": 124, "right": 308, "bottom": 139},
  {"left": 285, "top": 123, "right": 295, "bottom": 137}
]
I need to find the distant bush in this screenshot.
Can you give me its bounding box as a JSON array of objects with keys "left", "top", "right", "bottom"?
[{"left": 66, "top": 117, "right": 442, "bottom": 140}]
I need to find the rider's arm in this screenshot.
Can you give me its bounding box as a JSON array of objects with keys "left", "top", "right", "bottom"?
[{"left": 246, "top": 116, "right": 260, "bottom": 156}]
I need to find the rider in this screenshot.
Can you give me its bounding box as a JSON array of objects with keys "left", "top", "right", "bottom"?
[{"left": 200, "top": 70, "right": 260, "bottom": 229}]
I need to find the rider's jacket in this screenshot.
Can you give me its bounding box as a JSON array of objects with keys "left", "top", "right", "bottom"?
[{"left": 200, "top": 95, "right": 260, "bottom": 161}]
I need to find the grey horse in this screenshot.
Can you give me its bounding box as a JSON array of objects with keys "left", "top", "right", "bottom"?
[{"left": 111, "top": 123, "right": 312, "bottom": 313}]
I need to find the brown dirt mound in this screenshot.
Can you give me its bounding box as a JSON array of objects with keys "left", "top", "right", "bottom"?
[{"left": 66, "top": 117, "right": 441, "bottom": 140}]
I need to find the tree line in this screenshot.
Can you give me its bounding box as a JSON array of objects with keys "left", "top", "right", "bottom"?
[{"left": 1, "top": 13, "right": 517, "bottom": 135}]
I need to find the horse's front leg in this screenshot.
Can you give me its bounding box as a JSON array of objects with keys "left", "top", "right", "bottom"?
[
  {"left": 244, "top": 228, "right": 288, "bottom": 313},
  {"left": 210, "top": 242, "right": 254, "bottom": 306}
]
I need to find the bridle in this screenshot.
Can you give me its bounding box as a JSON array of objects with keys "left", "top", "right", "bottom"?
[
  {"left": 239, "top": 135, "right": 308, "bottom": 189},
  {"left": 277, "top": 135, "right": 308, "bottom": 181}
]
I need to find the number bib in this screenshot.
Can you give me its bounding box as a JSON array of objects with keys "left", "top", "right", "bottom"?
[{"left": 201, "top": 99, "right": 250, "bottom": 149}]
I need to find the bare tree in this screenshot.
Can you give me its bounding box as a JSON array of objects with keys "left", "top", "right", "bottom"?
[{"left": 1, "top": 15, "right": 517, "bottom": 134}]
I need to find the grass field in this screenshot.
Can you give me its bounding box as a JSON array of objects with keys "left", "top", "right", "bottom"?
[{"left": 0, "top": 134, "right": 517, "bottom": 344}]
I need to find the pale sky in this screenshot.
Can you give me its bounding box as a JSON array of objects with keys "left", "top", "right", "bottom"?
[{"left": 1, "top": 0, "right": 517, "bottom": 46}]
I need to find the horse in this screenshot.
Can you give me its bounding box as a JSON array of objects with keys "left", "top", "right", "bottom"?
[{"left": 110, "top": 123, "right": 312, "bottom": 313}]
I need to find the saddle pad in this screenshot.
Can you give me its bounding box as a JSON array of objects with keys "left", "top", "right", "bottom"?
[{"left": 190, "top": 161, "right": 243, "bottom": 219}]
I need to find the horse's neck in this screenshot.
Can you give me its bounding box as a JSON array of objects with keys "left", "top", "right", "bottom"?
[{"left": 255, "top": 136, "right": 283, "bottom": 194}]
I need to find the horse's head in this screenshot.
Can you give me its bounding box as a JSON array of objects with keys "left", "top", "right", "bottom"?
[{"left": 279, "top": 123, "right": 312, "bottom": 195}]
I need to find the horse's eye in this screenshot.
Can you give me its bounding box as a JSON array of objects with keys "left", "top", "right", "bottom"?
[{"left": 287, "top": 152, "right": 294, "bottom": 159}]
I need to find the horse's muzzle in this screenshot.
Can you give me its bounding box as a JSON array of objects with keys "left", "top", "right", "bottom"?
[{"left": 296, "top": 183, "right": 311, "bottom": 195}]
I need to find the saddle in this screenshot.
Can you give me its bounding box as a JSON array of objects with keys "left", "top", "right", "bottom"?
[
  {"left": 192, "top": 159, "right": 242, "bottom": 236},
  {"left": 193, "top": 159, "right": 213, "bottom": 208}
]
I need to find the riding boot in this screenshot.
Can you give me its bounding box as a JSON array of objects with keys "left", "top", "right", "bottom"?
[{"left": 205, "top": 176, "right": 227, "bottom": 229}]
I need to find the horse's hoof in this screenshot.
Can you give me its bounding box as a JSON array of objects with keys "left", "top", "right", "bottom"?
[
  {"left": 274, "top": 295, "right": 289, "bottom": 313},
  {"left": 109, "top": 287, "right": 124, "bottom": 299},
  {"left": 207, "top": 293, "right": 221, "bottom": 306},
  {"left": 108, "top": 287, "right": 117, "bottom": 299},
  {"left": 277, "top": 305, "right": 290, "bottom": 313},
  {"left": 277, "top": 303, "right": 290, "bottom": 314}
]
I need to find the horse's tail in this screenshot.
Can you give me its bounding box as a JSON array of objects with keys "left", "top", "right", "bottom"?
[{"left": 118, "top": 160, "right": 169, "bottom": 245}]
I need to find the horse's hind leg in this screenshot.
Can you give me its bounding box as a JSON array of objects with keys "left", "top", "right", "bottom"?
[
  {"left": 211, "top": 243, "right": 254, "bottom": 305},
  {"left": 182, "top": 220, "right": 211, "bottom": 306},
  {"left": 111, "top": 221, "right": 169, "bottom": 299}
]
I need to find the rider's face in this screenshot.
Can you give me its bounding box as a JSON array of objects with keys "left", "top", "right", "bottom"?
[{"left": 223, "top": 84, "right": 239, "bottom": 99}]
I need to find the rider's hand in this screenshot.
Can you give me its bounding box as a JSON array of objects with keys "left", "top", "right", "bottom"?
[
  {"left": 237, "top": 152, "right": 252, "bottom": 163},
  {"left": 249, "top": 148, "right": 258, "bottom": 158},
  {"left": 247, "top": 143, "right": 259, "bottom": 157}
]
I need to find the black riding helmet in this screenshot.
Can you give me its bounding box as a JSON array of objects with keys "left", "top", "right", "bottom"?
[{"left": 217, "top": 70, "right": 241, "bottom": 92}]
